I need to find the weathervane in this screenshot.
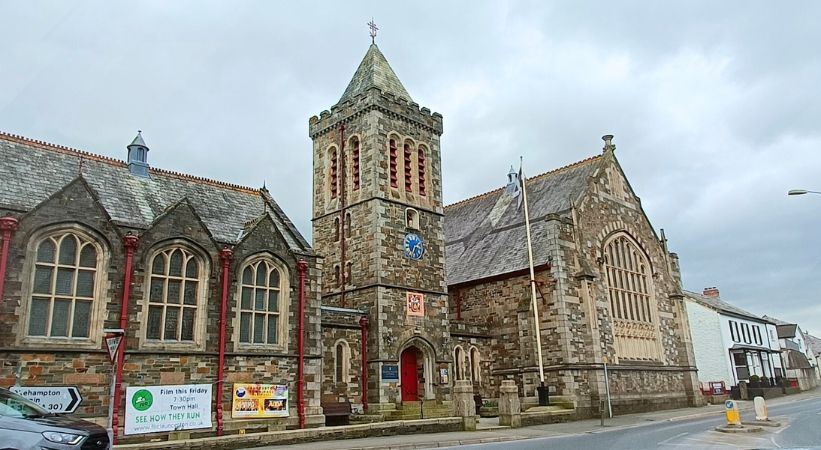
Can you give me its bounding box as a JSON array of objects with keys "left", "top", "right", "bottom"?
[{"left": 368, "top": 18, "right": 378, "bottom": 44}]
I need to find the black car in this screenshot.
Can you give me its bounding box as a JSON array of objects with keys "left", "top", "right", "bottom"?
[{"left": 0, "top": 387, "right": 109, "bottom": 450}]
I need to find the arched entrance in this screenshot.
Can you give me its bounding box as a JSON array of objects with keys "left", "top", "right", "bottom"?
[{"left": 399, "top": 340, "right": 435, "bottom": 402}]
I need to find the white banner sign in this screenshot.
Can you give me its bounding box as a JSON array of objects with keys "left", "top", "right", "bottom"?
[{"left": 124, "top": 384, "right": 212, "bottom": 435}]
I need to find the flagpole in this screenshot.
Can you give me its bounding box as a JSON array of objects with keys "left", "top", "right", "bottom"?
[{"left": 520, "top": 157, "right": 547, "bottom": 403}]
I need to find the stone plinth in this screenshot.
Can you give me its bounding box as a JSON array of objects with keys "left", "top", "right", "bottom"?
[
  {"left": 452, "top": 380, "right": 476, "bottom": 431},
  {"left": 498, "top": 380, "right": 521, "bottom": 428}
]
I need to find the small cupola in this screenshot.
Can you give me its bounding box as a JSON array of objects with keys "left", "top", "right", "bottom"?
[{"left": 127, "top": 130, "right": 149, "bottom": 177}]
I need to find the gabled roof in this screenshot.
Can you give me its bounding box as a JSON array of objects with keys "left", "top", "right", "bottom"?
[
  {"left": 444, "top": 155, "right": 601, "bottom": 286},
  {"left": 338, "top": 44, "right": 412, "bottom": 105},
  {"left": 683, "top": 290, "right": 770, "bottom": 323},
  {"left": 0, "top": 132, "right": 311, "bottom": 251},
  {"left": 803, "top": 333, "right": 821, "bottom": 355}
]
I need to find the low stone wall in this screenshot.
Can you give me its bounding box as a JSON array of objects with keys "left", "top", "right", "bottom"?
[
  {"left": 114, "top": 418, "right": 463, "bottom": 450},
  {"left": 521, "top": 409, "right": 576, "bottom": 427}
]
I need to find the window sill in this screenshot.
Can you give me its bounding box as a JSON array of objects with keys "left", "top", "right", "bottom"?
[
  {"left": 235, "top": 344, "right": 287, "bottom": 353},
  {"left": 19, "top": 336, "right": 100, "bottom": 349},
  {"left": 141, "top": 340, "right": 204, "bottom": 352}
]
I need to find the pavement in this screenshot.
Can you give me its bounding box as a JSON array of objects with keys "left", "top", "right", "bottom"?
[{"left": 245, "top": 389, "right": 821, "bottom": 450}]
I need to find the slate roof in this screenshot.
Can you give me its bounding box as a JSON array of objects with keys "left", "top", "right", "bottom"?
[
  {"left": 785, "top": 348, "right": 813, "bottom": 369},
  {"left": 338, "top": 44, "right": 412, "bottom": 105},
  {"left": 803, "top": 333, "right": 821, "bottom": 356},
  {"left": 444, "top": 155, "right": 601, "bottom": 286},
  {"left": 683, "top": 290, "right": 771, "bottom": 323},
  {"left": 762, "top": 315, "right": 791, "bottom": 326},
  {"left": 0, "top": 132, "right": 311, "bottom": 251}
]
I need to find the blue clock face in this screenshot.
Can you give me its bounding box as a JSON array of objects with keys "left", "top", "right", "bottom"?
[{"left": 403, "top": 233, "right": 424, "bottom": 260}]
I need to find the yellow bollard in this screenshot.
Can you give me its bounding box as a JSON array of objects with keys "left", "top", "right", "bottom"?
[{"left": 725, "top": 400, "right": 741, "bottom": 426}]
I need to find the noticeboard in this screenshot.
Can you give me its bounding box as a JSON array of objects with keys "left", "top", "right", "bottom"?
[
  {"left": 382, "top": 364, "right": 399, "bottom": 382},
  {"left": 124, "top": 384, "right": 212, "bottom": 435},
  {"left": 232, "top": 383, "right": 289, "bottom": 418}
]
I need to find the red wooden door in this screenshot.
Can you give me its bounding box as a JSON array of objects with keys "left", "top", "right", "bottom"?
[{"left": 401, "top": 348, "right": 418, "bottom": 401}]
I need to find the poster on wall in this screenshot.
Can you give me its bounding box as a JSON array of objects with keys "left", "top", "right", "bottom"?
[
  {"left": 406, "top": 292, "right": 425, "bottom": 316},
  {"left": 232, "top": 383, "right": 289, "bottom": 418},
  {"left": 124, "top": 384, "right": 212, "bottom": 435}
]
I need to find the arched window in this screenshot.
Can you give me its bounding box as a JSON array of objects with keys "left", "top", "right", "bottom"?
[
  {"left": 469, "top": 347, "right": 481, "bottom": 384},
  {"left": 26, "top": 230, "right": 104, "bottom": 340},
  {"left": 237, "top": 257, "right": 285, "bottom": 346},
  {"left": 417, "top": 146, "right": 427, "bottom": 196},
  {"left": 604, "top": 235, "right": 652, "bottom": 323},
  {"left": 334, "top": 217, "right": 340, "bottom": 242},
  {"left": 389, "top": 138, "right": 398, "bottom": 188},
  {"left": 334, "top": 339, "right": 350, "bottom": 384},
  {"left": 334, "top": 265, "right": 340, "bottom": 287},
  {"left": 345, "top": 212, "right": 352, "bottom": 238},
  {"left": 329, "top": 147, "right": 339, "bottom": 199},
  {"left": 351, "top": 137, "right": 361, "bottom": 190},
  {"left": 345, "top": 261, "right": 352, "bottom": 286},
  {"left": 454, "top": 346, "right": 467, "bottom": 381},
  {"left": 403, "top": 142, "right": 413, "bottom": 192},
  {"left": 145, "top": 246, "right": 205, "bottom": 343},
  {"left": 603, "top": 233, "right": 659, "bottom": 360}
]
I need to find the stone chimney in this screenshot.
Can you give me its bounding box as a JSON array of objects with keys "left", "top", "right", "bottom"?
[{"left": 703, "top": 287, "right": 720, "bottom": 298}]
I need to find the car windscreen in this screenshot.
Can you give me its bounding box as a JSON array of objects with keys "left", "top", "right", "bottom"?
[{"left": 0, "top": 389, "right": 51, "bottom": 418}]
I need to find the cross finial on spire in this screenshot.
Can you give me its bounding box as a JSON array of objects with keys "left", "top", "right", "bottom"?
[{"left": 368, "top": 18, "right": 378, "bottom": 44}]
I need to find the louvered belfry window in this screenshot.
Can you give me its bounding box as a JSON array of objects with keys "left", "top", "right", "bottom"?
[
  {"left": 418, "top": 146, "right": 427, "bottom": 196},
  {"left": 352, "top": 138, "right": 360, "bottom": 190},
  {"left": 238, "top": 259, "right": 282, "bottom": 345},
  {"left": 404, "top": 142, "right": 413, "bottom": 192},
  {"left": 604, "top": 235, "right": 652, "bottom": 323},
  {"left": 28, "top": 232, "right": 98, "bottom": 338},
  {"left": 330, "top": 148, "right": 339, "bottom": 198},
  {"left": 146, "top": 247, "right": 202, "bottom": 341},
  {"left": 389, "top": 139, "right": 398, "bottom": 188}
]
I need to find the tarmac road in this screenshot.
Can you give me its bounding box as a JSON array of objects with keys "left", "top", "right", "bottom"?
[{"left": 452, "top": 395, "right": 821, "bottom": 450}]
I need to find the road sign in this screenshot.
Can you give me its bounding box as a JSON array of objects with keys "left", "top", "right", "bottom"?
[
  {"left": 105, "top": 334, "right": 123, "bottom": 362},
  {"left": 11, "top": 386, "right": 82, "bottom": 413}
]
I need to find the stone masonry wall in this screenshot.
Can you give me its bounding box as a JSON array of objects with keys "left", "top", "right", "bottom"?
[{"left": 0, "top": 177, "right": 324, "bottom": 438}]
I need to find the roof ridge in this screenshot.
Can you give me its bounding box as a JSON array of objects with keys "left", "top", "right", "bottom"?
[
  {"left": 445, "top": 154, "right": 602, "bottom": 210},
  {"left": 0, "top": 131, "right": 261, "bottom": 196}
]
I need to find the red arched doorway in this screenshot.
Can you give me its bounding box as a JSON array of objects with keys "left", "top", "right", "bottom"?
[{"left": 400, "top": 346, "right": 421, "bottom": 401}]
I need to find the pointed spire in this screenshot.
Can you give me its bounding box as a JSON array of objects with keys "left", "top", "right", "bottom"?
[
  {"left": 338, "top": 44, "right": 412, "bottom": 105},
  {"left": 130, "top": 130, "right": 147, "bottom": 147}
]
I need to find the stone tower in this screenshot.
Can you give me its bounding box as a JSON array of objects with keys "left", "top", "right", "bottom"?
[{"left": 310, "top": 43, "right": 451, "bottom": 409}]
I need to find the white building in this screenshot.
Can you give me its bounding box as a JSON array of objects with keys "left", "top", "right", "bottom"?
[
  {"left": 684, "top": 288, "right": 782, "bottom": 395},
  {"left": 762, "top": 316, "right": 820, "bottom": 390}
]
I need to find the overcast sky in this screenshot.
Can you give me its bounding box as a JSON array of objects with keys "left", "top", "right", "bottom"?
[{"left": 2, "top": 1, "right": 819, "bottom": 334}]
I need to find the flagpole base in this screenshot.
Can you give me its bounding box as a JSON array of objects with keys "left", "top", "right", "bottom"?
[{"left": 537, "top": 383, "right": 549, "bottom": 406}]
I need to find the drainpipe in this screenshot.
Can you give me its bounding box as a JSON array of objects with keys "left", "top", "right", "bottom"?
[
  {"left": 113, "top": 232, "right": 138, "bottom": 444},
  {"left": 359, "top": 315, "right": 369, "bottom": 413},
  {"left": 0, "top": 217, "right": 19, "bottom": 305},
  {"left": 217, "top": 246, "right": 233, "bottom": 436},
  {"left": 338, "top": 124, "right": 347, "bottom": 308},
  {"left": 297, "top": 259, "right": 308, "bottom": 428}
]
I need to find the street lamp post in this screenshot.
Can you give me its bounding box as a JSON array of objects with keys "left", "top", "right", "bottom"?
[{"left": 788, "top": 189, "right": 821, "bottom": 196}]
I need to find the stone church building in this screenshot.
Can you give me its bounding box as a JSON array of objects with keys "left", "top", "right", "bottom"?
[
  {"left": 0, "top": 39, "right": 701, "bottom": 441},
  {"left": 311, "top": 42, "right": 701, "bottom": 418}
]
